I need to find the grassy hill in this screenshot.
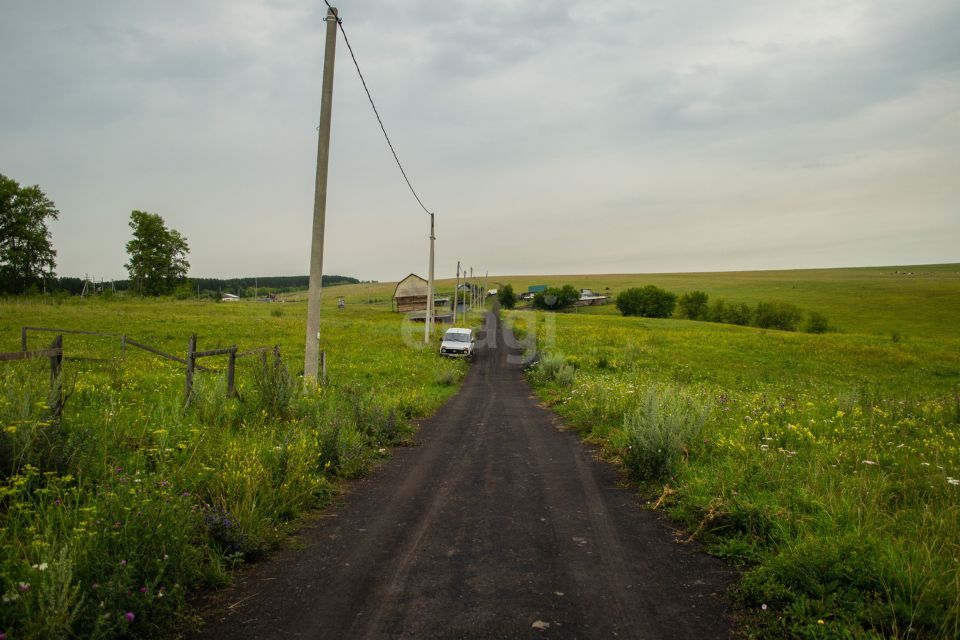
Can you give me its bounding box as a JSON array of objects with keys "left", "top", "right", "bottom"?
[{"left": 318, "top": 263, "right": 960, "bottom": 339}]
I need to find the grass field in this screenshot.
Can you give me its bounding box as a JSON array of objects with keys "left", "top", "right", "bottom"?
[
  {"left": 0, "top": 295, "right": 481, "bottom": 639},
  {"left": 1, "top": 263, "right": 956, "bottom": 638},
  {"left": 509, "top": 263, "right": 960, "bottom": 639},
  {"left": 493, "top": 263, "right": 960, "bottom": 339}
]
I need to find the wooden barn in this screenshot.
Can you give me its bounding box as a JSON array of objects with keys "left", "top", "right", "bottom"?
[{"left": 393, "top": 273, "right": 429, "bottom": 312}]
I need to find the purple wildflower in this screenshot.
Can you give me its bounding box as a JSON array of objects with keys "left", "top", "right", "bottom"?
[{"left": 125, "top": 611, "right": 135, "bottom": 622}]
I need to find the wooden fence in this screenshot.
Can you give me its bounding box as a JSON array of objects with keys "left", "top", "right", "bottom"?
[
  {"left": 0, "top": 334, "right": 64, "bottom": 419},
  {"left": 7, "top": 327, "right": 310, "bottom": 408}
]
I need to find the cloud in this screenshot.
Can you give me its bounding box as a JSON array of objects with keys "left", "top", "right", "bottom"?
[{"left": 0, "top": 0, "right": 957, "bottom": 280}]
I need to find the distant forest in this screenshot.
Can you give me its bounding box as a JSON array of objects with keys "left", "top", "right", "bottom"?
[{"left": 49, "top": 275, "right": 360, "bottom": 296}]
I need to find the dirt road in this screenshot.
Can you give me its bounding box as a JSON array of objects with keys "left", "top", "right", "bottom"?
[{"left": 193, "top": 308, "right": 733, "bottom": 639}]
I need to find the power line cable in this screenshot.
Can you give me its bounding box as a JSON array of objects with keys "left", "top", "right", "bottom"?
[{"left": 323, "top": 2, "right": 433, "bottom": 217}]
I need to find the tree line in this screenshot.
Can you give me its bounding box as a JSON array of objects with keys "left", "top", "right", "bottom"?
[
  {"left": 0, "top": 173, "right": 358, "bottom": 296},
  {"left": 498, "top": 281, "right": 830, "bottom": 334}
]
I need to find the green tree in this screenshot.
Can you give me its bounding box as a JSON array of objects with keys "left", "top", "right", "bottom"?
[
  {"left": 677, "top": 290, "right": 709, "bottom": 320},
  {"left": 498, "top": 284, "right": 517, "bottom": 309},
  {"left": 533, "top": 284, "right": 579, "bottom": 311},
  {"left": 615, "top": 285, "right": 677, "bottom": 318},
  {"left": 754, "top": 301, "right": 803, "bottom": 331},
  {"left": 124, "top": 211, "right": 190, "bottom": 296},
  {"left": 0, "top": 174, "right": 59, "bottom": 294}
]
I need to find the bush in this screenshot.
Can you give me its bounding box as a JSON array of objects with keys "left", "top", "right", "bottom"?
[
  {"left": 537, "top": 352, "right": 576, "bottom": 386},
  {"left": 754, "top": 301, "right": 803, "bottom": 331},
  {"left": 498, "top": 284, "right": 516, "bottom": 310},
  {"left": 532, "top": 285, "right": 579, "bottom": 311},
  {"left": 805, "top": 311, "right": 829, "bottom": 334},
  {"left": 620, "top": 386, "right": 709, "bottom": 482},
  {"left": 615, "top": 286, "right": 677, "bottom": 318},
  {"left": 676, "top": 291, "right": 709, "bottom": 320},
  {"left": 725, "top": 302, "right": 754, "bottom": 326}
]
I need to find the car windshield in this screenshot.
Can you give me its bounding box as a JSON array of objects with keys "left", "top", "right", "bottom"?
[{"left": 445, "top": 333, "right": 470, "bottom": 343}]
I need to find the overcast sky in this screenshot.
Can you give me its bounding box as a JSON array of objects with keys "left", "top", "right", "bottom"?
[{"left": 2, "top": 0, "right": 958, "bottom": 281}]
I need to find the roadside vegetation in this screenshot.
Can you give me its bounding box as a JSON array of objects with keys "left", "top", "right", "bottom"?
[
  {"left": 0, "top": 294, "right": 468, "bottom": 638},
  {"left": 510, "top": 269, "right": 960, "bottom": 638}
]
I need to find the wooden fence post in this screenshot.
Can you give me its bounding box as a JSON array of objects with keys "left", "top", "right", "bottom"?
[
  {"left": 49, "top": 335, "right": 63, "bottom": 418},
  {"left": 121, "top": 334, "right": 126, "bottom": 359},
  {"left": 21, "top": 327, "right": 28, "bottom": 352},
  {"left": 184, "top": 334, "right": 197, "bottom": 406},
  {"left": 273, "top": 345, "right": 281, "bottom": 370},
  {"left": 227, "top": 346, "right": 237, "bottom": 397}
]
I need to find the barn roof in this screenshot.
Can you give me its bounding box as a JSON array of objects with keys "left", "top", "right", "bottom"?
[{"left": 393, "top": 273, "right": 428, "bottom": 299}]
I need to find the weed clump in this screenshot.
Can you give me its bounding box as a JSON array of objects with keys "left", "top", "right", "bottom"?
[
  {"left": 619, "top": 387, "right": 710, "bottom": 483},
  {"left": 251, "top": 350, "right": 295, "bottom": 418},
  {"left": 537, "top": 352, "right": 576, "bottom": 387}
]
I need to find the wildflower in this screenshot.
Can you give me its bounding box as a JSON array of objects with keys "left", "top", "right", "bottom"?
[
  {"left": 761, "top": 604, "right": 768, "bottom": 611},
  {"left": 120, "top": 559, "right": 127, "bottom": 566},
  {"left": 139, "top": 586, "right": 148, "bottom": 594},
  {"left": 31, "top": 562, "right": 48, "bottom": 571},
  {"left": 862, "top": 460, "right": 877, "bottom": 465},
  {"left": 948, "top": 478, "right": 959, "bottom": 486},
  {"left": 125, "top": 611, "right": 135, "bottom": 622},
  {"left": 2, "top": 592, "right": 20, "bottom": 603},
  {"left": 17, "top": 582, "right": 30, "bottom": 592},
  {"left": 818, "top": 620, "right": 825, "bottom": 625}
]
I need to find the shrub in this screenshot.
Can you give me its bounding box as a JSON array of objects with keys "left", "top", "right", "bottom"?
[
  {"left": 498, "top": 284, "right": 516, "bottom": 310},
  {"left": 707, "top": 298, "right": 754, "bottom": 325},
  {"left": 706, "top": 299, "right": 727, "bottom": 323},
  {"left": 533, "top": 285, "right": 579, "bottom": 311},
  {"left": 620, "top": 386, "right": 709, "bottom": 482},
  {"left": 805, "top": 311, "right": 829, "bottom": 334},
  {"left": 725, "top": 302, "right": 754, "bottom": 326},
  {"left": 538, "top": 352, "right": 576, "bottom": 386},
  {"left": 754, "top": 301, "right": 803, "bottom": 331},
  {"left": 677, "top": 291, "right": 709, "bottom": 320},
  {"left": 615, "top": 286, "right": 677, "bottom": 318}
]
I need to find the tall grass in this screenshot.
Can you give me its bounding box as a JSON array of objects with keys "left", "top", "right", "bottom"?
[
  {"left": 0, "top": 298, "right": 468, "bottom": 638},
  {"left": 515, "top": 308, "right": 960, "bottom": 639}
]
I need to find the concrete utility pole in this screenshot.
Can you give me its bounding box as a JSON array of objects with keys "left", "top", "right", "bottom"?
[
  {"left": 453, "top": 260, "right": 460, "bottom": 325},
  {"left": 470, "top": 267, "right": 474, "bottom": 310},
  {"left": 484, "top": 270, "right": 489, "bottom": 308},
  {"left": 424, "top": 213, "right": 435, "bottom": 344},
  {"left": 304, "top": 5, "right": 338, "bottom": 385}
]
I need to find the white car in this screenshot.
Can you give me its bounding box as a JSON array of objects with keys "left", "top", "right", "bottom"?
[{"left": 440, "top": 327, "right": 475, "bottom": 358}]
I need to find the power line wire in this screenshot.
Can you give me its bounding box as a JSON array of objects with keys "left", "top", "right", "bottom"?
[{"left": 323, "top": 3, "right": 433, "bottom": 217}]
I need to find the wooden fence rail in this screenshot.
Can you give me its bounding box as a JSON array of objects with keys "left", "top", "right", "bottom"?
[
  {"left": 0, "top": 335, "right": 64, "bottom": 419},
  {"left": 15, "top": 327, "right": 284, "bottom": 407}
]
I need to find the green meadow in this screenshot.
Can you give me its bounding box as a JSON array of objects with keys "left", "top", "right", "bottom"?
[
  {"left": 496, "top": 263, "right": 960, "bottom": 339},
  {"left": 0, "top": 294, "right": 476, "bottom": 639},
  {"left": 510, "top": 263, "right": 960, "bottom": 639}
]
